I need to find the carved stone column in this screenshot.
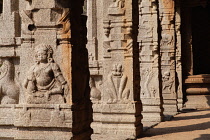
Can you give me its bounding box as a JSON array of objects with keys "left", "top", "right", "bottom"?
[
  {"left": 87, "top": 0, "right": 97, "bottom": 61},
  {"left": 138, "top": 0, "right": 164, "bottom": 128},
  {"left": 0, "top": 0, "right": 92, "bottom": 139},
  {"left": 0, "top": 1, "right": 21, "bottom": 138},
  {"left": 91, "top": 0, "right": 143, "bottom": 139},
  {"left": 159, "top": 0, "right": 178, "bottom": 118},
  {"left": 86, "top": 0, "right": 103, "bottom": 135},
  {"left": 175, "top": 0, "right": 183, "bottom": 109},
  {"left": 87, "top": 0, "right": 142, "bottom": 139}
]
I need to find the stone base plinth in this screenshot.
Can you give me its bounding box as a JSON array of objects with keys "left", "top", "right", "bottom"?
[
  {"left": 72, "top": 101, "right": 93, "bottom": 140},
  {"left": 0, "top": 104, "right": 72, "bottom": 140},
  {"left": 162, "top": 95, "right": 178, "bottom": 120},
  {"left": 100, "top": 102, "right": 142, "bottom": 139},
  {"left": 0, "top": 104, "right": 92, "bottom": 140},
  {"left": 177, "top": 98, "right": 183, "bottom": 109},
  {"left": 16, "top": 127, "right": 72, "bottom": 140},
  {"left": 141, "top": 98, "right": 163, "bottom": 128},
  {"left": 92, "top": 134, "right": 139, "bottom": 140},
  {"left": 92, "top": 101, "right": 102, "bottom": 134},
  {"left": 185, "top": 95, "right": 210, "bottom": 109}
]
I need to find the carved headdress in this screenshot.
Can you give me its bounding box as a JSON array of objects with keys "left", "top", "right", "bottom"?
[{"left": 35, "top": 44, "right": 54, "bottom": 63}]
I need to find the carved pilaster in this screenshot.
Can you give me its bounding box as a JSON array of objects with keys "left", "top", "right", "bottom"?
[
  {"left": 90, "top": 0, "right": 143, "bottom": 139},
  {"left": 159, "top": 0, "right": 178, "bottom": 118},
  {"left": 175, "top": 0, "right": 183, "bottom": 110},
  {"left": 138, "top": 0, "right": 163, "bottom": 128},
  {"left": 6, "top": 0, "right": 92, "bottom": 139}
]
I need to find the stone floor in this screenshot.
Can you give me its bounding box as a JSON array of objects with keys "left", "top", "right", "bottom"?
[{"left": 139, "top": 109, "right": 210, "bottom": 140}]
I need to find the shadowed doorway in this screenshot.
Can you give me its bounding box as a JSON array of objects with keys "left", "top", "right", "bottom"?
[{"left": 192, "top": 2, "right": 210, "bottom": 75}]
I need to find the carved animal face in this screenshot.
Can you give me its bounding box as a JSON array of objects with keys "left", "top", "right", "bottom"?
[
  {"left": 163, "top": 71, "right": 170, "bottom": 81},
  {"left": 112, "top": 63, "right": 123, "bottom": 76}
]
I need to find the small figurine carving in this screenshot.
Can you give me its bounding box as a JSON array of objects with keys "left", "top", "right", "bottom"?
[
  {"left": 106, "top": 63, "right": 130, "bottom": 103},
  {"left": 161, "top": 33, "right": 173, "bottom": 47},
  {"left": 24, "top": 44, "right": 68, "bottom": 104},
  {"left": 162, "top": 71, "right": 174, "bottom": 91},
  {"left": 0, "top": 58, "right": 19, "bottom": 104},
  {"left": 89, "top": 77, "right": 101, "bottom": 101}
]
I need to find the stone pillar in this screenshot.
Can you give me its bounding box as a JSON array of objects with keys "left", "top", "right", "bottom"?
[
  {"left": 0, "top": 0, "right": 92, "bottom": 139},
  {"left": 87, "top": 0, "right": 143, "bottom": 139},
  {"left": 87, "top": 0, "right": 97, "bottom": 61},
  {"left": 0, "top": 0, "right": 21, "bottom": 138},
  {"left": 159, "top": 0, "right": 178, "bottom": 118},
  {"left": 70, "top": 1, "right": 93, "bottom": 139},
  {"left": 138, "top": 0, "right": 164, "bottom": 128},
  {"left": 86, "top": 0, "right": 103, "bottom": 135},
  {"left": 92, "top": 0, "right": 142, "bottom": 139},
  {"left": 175, "top": 0, "right": 183, "bottom": 110}
]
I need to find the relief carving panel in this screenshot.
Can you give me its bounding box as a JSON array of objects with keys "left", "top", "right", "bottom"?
[
  {"left": 0, "top": 58, "right": 19, "bottom": 104},
  {"left": 105, "top": 63, "right": 130, "bottom": 103},
  {"left": 141, "top": 68, "right": 159, "bottom": 98},
  {"left": 139, "top": 17, "right": 154, "bottom": 40},
  {"left": 23, "top": 44, "right": 69, "bottom": 104},
  {"left": 162, "top": 71, "right": 174, "bottom": 93}
]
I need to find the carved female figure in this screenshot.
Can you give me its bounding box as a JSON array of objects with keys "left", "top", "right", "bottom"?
[{"left": 24, "top": 44, "right": 68, "bottom": 104}]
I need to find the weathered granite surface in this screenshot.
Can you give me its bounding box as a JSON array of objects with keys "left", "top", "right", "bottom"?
[
  {"left": 0, "top": 0, "right": 92, "bottom": 139},
  {"left": 87, "top": 0, "right": 143, "bottom": 139},
  {"left": 87, "top": 0, "right": 185, "bottom": 137}
]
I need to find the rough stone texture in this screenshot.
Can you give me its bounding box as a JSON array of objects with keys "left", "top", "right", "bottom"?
[
  {"left": 140, "top": 110, "right": 210, "bottom": 140},
  {"left": 0, "top": 0, "right": 92, "bottom": 139},
  {"left": 1, "top": 0, "right": 209, "bottom": 139},
  {"left": 175, "top": 0, "right": 183, "bottom": 110},
  {"left": 138, "top": 0, "right": 163, "bottom": 127},
  {"left": 87, "top": 0, "right": 187, "bottom": 136},
  {"left": 185, "top": 95, "right": 210, "bottom": 109},
  {"left": 87, "top": 0, "right": 142, "bottom": 139},
  {"left": 158, "top": 0, "right": 178, "bottom": 118}
]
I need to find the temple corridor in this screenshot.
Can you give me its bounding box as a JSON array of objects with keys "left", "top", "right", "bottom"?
[{"left": 140, "top": 109, "right": 210, "bottom": 140}]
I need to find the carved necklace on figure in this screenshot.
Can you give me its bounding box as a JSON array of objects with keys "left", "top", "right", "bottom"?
[{"left": 34, "top": 63, "right": 51, "bottom": 78}]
